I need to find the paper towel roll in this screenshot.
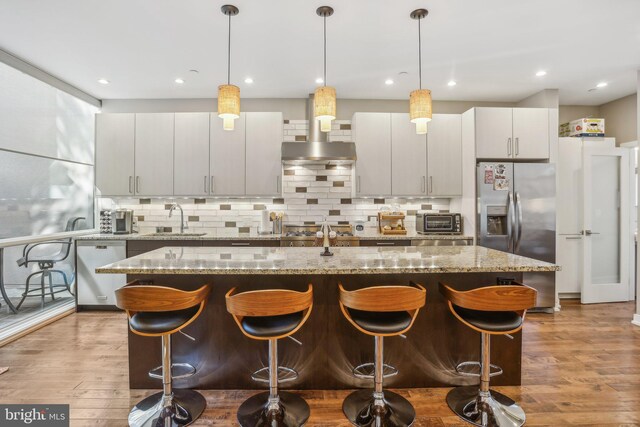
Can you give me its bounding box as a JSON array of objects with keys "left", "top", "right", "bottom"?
[{"left": 260, "top": 210, "right": 270, "bottom": 233}]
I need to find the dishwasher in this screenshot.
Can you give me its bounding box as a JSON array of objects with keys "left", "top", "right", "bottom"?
[{"left": 76, "top": 240, "right": 126, "bottom": 309}]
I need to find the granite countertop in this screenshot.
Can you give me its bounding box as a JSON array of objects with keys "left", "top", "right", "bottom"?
[
  {"left": 96, "top": 245, "right": 558, "bottom": 275},
  {"left": 76, "top": 228, "right": 473, "bottom": 242}
]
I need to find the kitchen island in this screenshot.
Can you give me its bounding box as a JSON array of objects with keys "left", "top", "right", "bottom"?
[{"left": 97, "top": 245, "right": 557, "bottom": 390}]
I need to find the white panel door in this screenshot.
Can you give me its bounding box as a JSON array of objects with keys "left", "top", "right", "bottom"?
[
  {"left": 245, "top": 112, "right": 283, "bottom": 196},
  {"left": 353, "top": 113, "right": 392, "bottom": 196},
  {"left": 174, "top": 113, "right": 210, "bottom": 196},
  {"left": 581, "top": 147, "right": 631, "bottom": 303},
  {"left": 134, "top": 113, "right": 175, "bottom": 196},
  {"left": 427, "top": 114, "right": 462, "bottom": 196},
  {"left": 95, "top": 114, "right": 135, "bottom": 196},
  {"left": 210, "top": 113, "right": 246, "bottom": 196},
  {"left": 474, "top": 108, "right": 513, "bottom": 159},
  {"left": 513, "top": 108, "right": 549, "bottom": 159},
  {"left": 391, "top": 113, "right": 426, "bottom": 196}
]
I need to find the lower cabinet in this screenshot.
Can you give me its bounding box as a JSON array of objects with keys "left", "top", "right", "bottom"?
[
  {"left": 556, "top": 234, "right": 583, "bottom": 295},
  {"left": 76, "top": 240, "right": 126, "bottom": 309}
]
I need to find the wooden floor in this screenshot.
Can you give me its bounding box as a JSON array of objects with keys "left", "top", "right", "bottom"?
[{"left": 0, "top": 300, "right": 639, "bottom": 426}]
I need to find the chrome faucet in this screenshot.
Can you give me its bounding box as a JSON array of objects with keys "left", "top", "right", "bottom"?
[{"left": 168, "top": 203, "right": 188, "bottom": 234}]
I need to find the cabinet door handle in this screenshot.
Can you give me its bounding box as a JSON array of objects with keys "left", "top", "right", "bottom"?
[
  {"left": 210, "top": 176, "right": 215, "bottom": 194},
  {"left": 231, "top": 242, "right": 250, "bottom": 246},
  {"left": 204, "top": 176, "right": 208, "bottom": 193},
  {"left": 421, "top": 176, "right": 426, "bottom": 193},
  {"left": 128, "top": 176, "right": 133, "bottom": 194},
  {"left": 515, "top": 137, "right": 519, "bottom": 156},
  {"left": 507, "top": 137, "right": 512, "bottom": 156},
  {"left": 95, "top": 245, "right": 107, "bottom": 250},
  {"left": 357, "top": 176, "right": 361, "bottom": 193},
  {"left": 135, "top": 176, "right": 140, "bottom": 193},
  {"left": 376, "top": 242, "right": 395, "bottom": 246},
  {"left": 276, "top": 176, "right": 281, "bottom": 193},
  {"left": 429, "top": 176, "right": 433, "bottom": 194}
]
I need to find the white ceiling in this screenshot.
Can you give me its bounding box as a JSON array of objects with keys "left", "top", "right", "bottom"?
[{"left": 0, "top": 0, "right": 639, "bottom": 105}]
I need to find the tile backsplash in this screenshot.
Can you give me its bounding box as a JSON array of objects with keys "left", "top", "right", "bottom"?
[{"left": 98, "top": 119, "right": 453, "bottom": 233}]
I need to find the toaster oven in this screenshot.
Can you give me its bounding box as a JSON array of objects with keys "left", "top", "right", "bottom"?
[{"left": 416, "top": 213, "right": 463, "bottom": 235}]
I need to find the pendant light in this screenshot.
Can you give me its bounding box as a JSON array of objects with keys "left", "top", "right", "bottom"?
[
  {"left": 218, "top": 5, "right": 240, "bottom": 131},
  {"left": 409, "top": 8, "right": 432, "bottom": 135},
  {"left": 314, "top": 6, "right": 336, "bottom": 133}
]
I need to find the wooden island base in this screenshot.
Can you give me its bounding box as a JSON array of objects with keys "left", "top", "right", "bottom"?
[{"left": 126, "top": 272, "right": 523, "bottom": 390}]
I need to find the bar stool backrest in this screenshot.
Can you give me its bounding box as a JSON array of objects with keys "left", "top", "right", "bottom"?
[
  {"left": 225, "top": 285, "right": 313, "bottom": 340},
  {"left": 338, "top": 282, "right": 426, "bottom": 337},
  {"left": 115, "top": 281, "right": 211, "bottom": 336},
  {"left": 439, "top": 283, "right": 537, "bottom": 314}
]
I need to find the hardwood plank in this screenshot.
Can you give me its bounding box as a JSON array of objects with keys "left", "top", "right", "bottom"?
[{"left": 0, "top": 300, "right": 638, "bottom": 425}]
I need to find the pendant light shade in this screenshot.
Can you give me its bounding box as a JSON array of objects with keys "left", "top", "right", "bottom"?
[
  {"left": 218, "top": 84, "right": 240, "bottom": 131},
  {"left": 409, "top": 9, "right": 432, "bottom": 135},
  {"left": 218, "top": 5, "right": 240, "bottom": 131},
  {"left": 315, "top": 6, "right": 335, "bottom": 133},
  {"left": 410, "top": 89, "right": 432, "bottom": 134}
]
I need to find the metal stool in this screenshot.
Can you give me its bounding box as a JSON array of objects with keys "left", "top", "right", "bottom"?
[
  {"left": 115, "top": 281, "right": 211, "bottom": 427},
  {"left": 225, "top": 285, "right": 313, "bottom": 427},
  {"left": 439, "top": 282, "right": 537, "bottom": 427},
  {"left": 339, "top": 282, "right": 426, "bottom": 427}
]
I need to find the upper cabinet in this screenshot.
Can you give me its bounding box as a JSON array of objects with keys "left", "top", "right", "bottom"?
[
  {"left": 245, "top": 112, "right": 283, "bottom": 196},
  {"left": 391, "top": 113, "right": 427, "bottom": 196},
  {"left": 427, "top": 114, "right": 462, "bottom": 197},
  {"left": 134, "top": 113, "right": 175, "bottom": 196},
  {"left": 174, "top": 113, "right": 210, "bottom": 196},
  {"left": 474, "top": 107, "right": 549, "bottom": 160},
  {"left": 210, "top": 113, "right": 246, "bottom": 196},
  {"left": 353, "top": 113, "right": 392, "bottom": 196},
  {"left": 95, "top": 113, "right": 135, "bottom": 196}
]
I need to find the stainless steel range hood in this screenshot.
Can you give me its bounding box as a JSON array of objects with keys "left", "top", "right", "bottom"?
[{"left": 281, "top": 94, "right": 356, "bottom": 164}]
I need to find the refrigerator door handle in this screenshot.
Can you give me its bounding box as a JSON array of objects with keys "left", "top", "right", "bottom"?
[
  {"left": 507, "top": 192, "right": 516, "bottom": 252},
  {"left": 515, "top": 192, "right": 523, "bottom": 251}
]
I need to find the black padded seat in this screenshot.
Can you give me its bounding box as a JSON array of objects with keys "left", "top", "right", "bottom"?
[
  {"left": 347, "top": 308, "right": 412, "bottom": 334},
  {"left": 241, "top": 311, "right": 304, "bottom": 338},
  {"left": 130, "top": 306, "right": 199, "bottom": 334},
  {"left": 452, "top": 305, "right": 523, "bottom": 332}
]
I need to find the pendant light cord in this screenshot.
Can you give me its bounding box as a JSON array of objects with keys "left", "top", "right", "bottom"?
[
  {"left": 227, "top": 13, "right": 231, "bottom": 85},
  {"left": 418, "top": 15, "right": 422, "bottom": 90},
  {"left": 323, "top": 15, "right": 327, "bottom": 87}
]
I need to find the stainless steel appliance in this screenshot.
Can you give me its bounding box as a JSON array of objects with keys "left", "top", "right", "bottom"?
[
  {"left": 281, "top": 224, "right": 359, "bottom": 247},
  {"left": 416, "top": 213, "right": 463, "bottom": 235},
  {"left": 477, "top": 162, "right": 556, "bottom": 310},
  {"left": 112, "top": 209, "right": 134, "bottom": 234}
]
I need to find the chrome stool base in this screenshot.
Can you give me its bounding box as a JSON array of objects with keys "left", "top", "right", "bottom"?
[
  {"left": 352, "top": 362, "right": 398, "bottom": 380},
  {"left": 149, "top": 363, "right": 196, "bottom": 380},
  {"left": 128, "top": 389, "right": 206, "bottom": 427},
  {"left": 251, "top": 366, "right": 298, "bottom": 384},
  {"left": 237, "top": 390, "right": 310, "bottom": 427},
  {"left": 446, "top": 386, "right": 525, "bottom": 427},
  {"left": 343, "top": 389, "right": 415, "bottom": 427}
]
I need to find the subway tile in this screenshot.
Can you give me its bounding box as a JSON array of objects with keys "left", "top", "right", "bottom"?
[
  {"left": 238, "top": 226, "right": 251, "bottom": 233},
  {"left": 307, "top": 199, "right": 319, "bottom": 205},
  {"left": 220, "top": 204, "right": 232, "bottom": 210},
  {"left": 194, "top": 198, "right": 206, "bottom": 204},
  {"left": 295, "top": 187, "right": 307, "bottom": 193},
  {"left": 284, "top": 170, "right": 295, "bottom": 176},
  {"left": 340, "top": 198, "right": 352, "bottom": 204},
  {"left": 139, "top": 198, "right": 151, "bottom": 205},
  {"left": 253, "top": 204, "right": 266, "bottom": 210},
  {"left": 374, "top": 198, "right": 385, "bottom": 204},
  {"left": 273, "top": 198, "right": 285, "bottom": 204},
  {"left": 315, "top": 175, "right": 328, "bottom": 181},
  {"left": 333, "top": 181, "right": 344, "bottom": 187},
  {"left": 188, "top": 216, "right": 199, "bottom": 222},
  {"left": 421, "top": 204, "right": 432, "bottom": 210},
  {"left": 329, "top": 210, "right": 340, "bottom": 216},
  {"left": 295, "top": 135, "right": 307, "bottom": 142}
]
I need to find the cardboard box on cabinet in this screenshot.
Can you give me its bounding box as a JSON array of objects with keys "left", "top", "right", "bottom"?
[{"left": 559, "top": 118, "right": 605, "bottom": 137}]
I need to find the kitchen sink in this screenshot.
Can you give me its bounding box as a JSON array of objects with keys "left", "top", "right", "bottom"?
[{"left": 147, "top": 232, "right": 207, "bottom": 237}]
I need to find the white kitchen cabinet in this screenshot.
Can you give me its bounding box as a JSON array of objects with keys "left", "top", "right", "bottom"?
[
  {"left": 557, "top": 234, "right": 583, "bottom": 294},
  {"left": 245, "top": 112, "right": 283, "bottom": 196},
  {"left": 427, "top": 114, "right": 462, "bottom": 196},
  {"left": 95, "top": 113, "right": 135, "bottom": 196},
  {"left": 474, "top": 107, "right": 549, "bottom": 159},
  {"left": 76, "top": 240, "right": 126, "bottom": 307},
  {"left": 174, "top": 113, "right": 210, "bottom": 196},
  {"left": 353, "top": 113, "right": 392, "bottom": 196},
  {"left": 134, "top": 113, "right": 175, "bottom": 196},
  {"left": 391, "top": 113, "right": 427, "bottom": 196},
  {"left": 512, "top": 108, "right": 549, "bottom": 159},
  {"left": 210, "top": 113, "right": 246, "bottom": 196}
]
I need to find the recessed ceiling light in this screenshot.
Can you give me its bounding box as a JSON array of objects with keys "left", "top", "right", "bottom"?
[
  {"left": 447, "top": 80, "right": 457, "bottom": 87},
  {"left": 175, "top": 78, "right": 185, "bottom": 84},
  {"left": 315, "top": 77, "right": 324, "bottom": 84},
  {"left": 596, "top": 82, "right": 608, "bottom": 88},
  {"left": 536, "top": 70, "right": 547, "bottom": 77},
  {"left": 244, "top": 77, "right": 254, "bottom": 84},
  {"left": 385, "top": 79, "right": 394, "bottom": 85},
  {"left": 97, "top": 78, "right": 109, "bottom": 85}
]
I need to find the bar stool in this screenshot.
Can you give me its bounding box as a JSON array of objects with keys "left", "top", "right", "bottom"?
[
  {"left": 225, "top": 284, "right": 313, "bottom": 427},
  {"left": 439, "top": 282, "right": 537, "bottom": 427},
  {"left": 339, "top": 282, "right": 426, "bottom": 427},
  {"left": 115, "top": 281, "right": 211, "bottom": 427}
]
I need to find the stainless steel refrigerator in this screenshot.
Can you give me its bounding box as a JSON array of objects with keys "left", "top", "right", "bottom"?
[{"left": 477, "top": 162, "right": 556, "bottom": 311}]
